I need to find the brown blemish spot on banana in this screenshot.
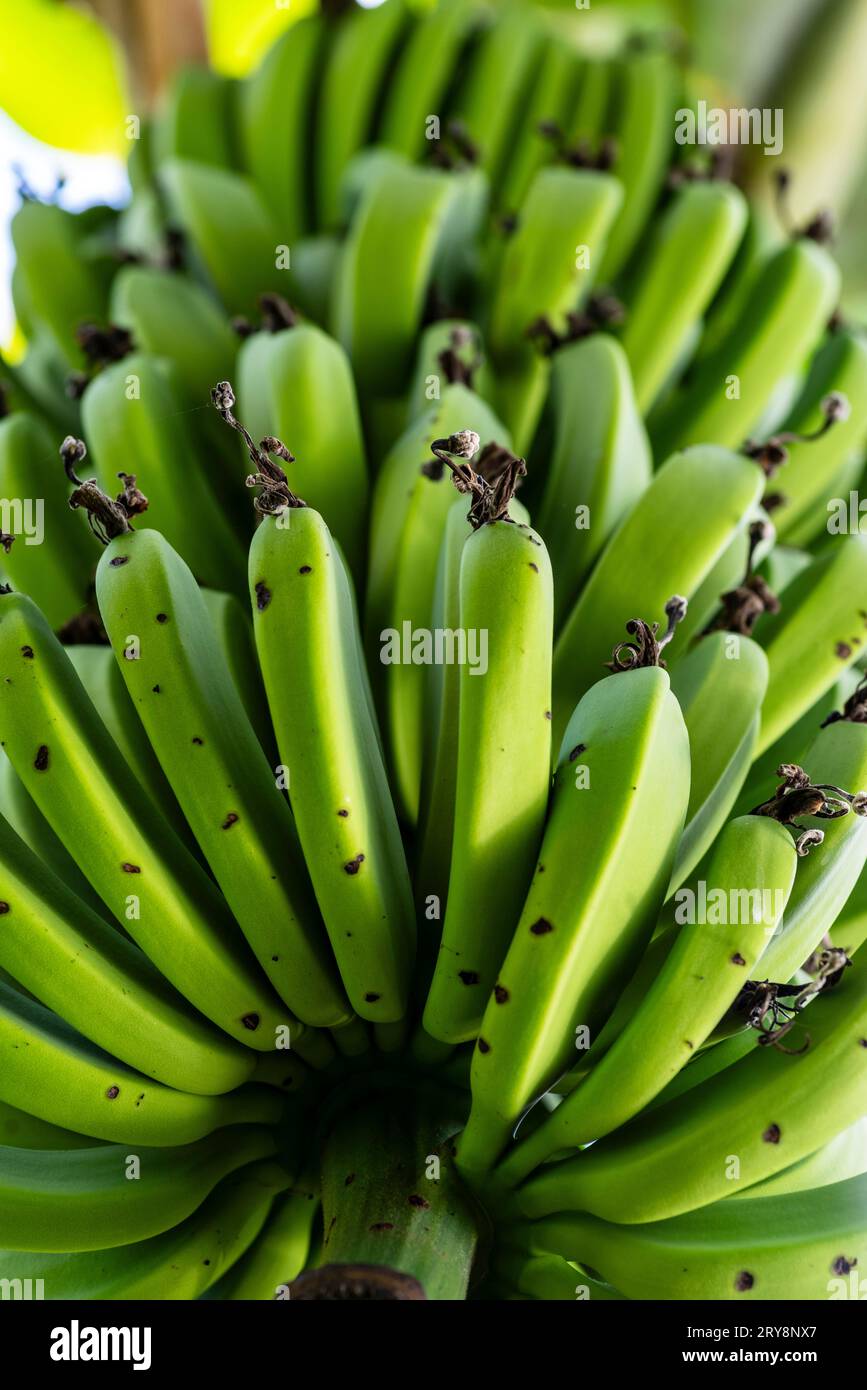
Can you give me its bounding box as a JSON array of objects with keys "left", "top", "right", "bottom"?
[
  {"left": 344, "top": 853, "right": 365, "bottom": 875},
  {"left": 836, "top": 642, "right": 852, "bottom": 659},
  {"left": 109, "top": 556, "right": 129, "bottom": 567},
  {"left": 155, "top": 613, "right": 168, "bottom": 624},
  {"left": 731, "top": 953, "right": 746, "bottom": 966},
  {"left": 255, "top": 581, "right": 272, "bottom": 611},
  {"left": 494, "top": 984, "right": 509, "bottom": 1004},
  {"left": 299, "top": 565, "right": 312, "bottom": 575},
  {"left": 831, "top": 1255, "right": 857, "bottom": 1275},
  {"left": 221, "top": 812, "right": 239, "bottom": 829},
  {"left": 408, "top": 1194, "right": 430, "bottom": 1209},
  {"left": 684, "top": 1040, "right": 694, "bottom": 1050},
  {"left": 34, "top": 744, "right": 49, "bottom": 771},
  {"left": 458, "top": 970, "right": 479, "bottom": 985},
  {"left": 544, "top": 710, "right": 552, "bottom": 720},
  {"left": 192, "top": 736, "right": 204, "bottom": 745},
  {"left": 20, "top": 646, "right": 33, "bottom": 659},
  {"left": 568, "top": 744, "right": 586, "bottom": 761},
  {"left": 530, "top": 918, "right": 553, "bottom": 935},
  {"left": 859, "top": 1039, "right": 867, "bottom": 1048},
  {"left": 369, "top": 1222, "right": 394, "bottom": 1232},
  {"left": 734, "top": 1272, "right": 754, "bottom": 1292},
  {"left": 152, "top": 684, "right": 160, "bottom": 693},
  {"left": 105, "top": 1086, "right": 120, "bottom": 1100},
  {"left": 241, "top": 1013, "right": 260, "bottom": 1031},
  {"left": 122, "top": 863, "right": 141, "bottom": 873},
  {"left": 345, "top": 1173, "right": 355, "bottom": 1186},
  {"left": 477, "top": 1038, "right": 491, "bottom": 1053},
  {"left": 529, "top": 562, "right": 539, "bottom": 573},
  {"left": 337, "top": 808, "right": 349, "bottom": 817},
  {"left": 762, "top": 1123, "right": 781, "bottom": 1143},
  {"left": 0, "top": 902, "right": 10, "bottom": 914}
]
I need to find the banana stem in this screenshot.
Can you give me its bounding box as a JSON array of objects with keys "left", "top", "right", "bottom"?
[{"left": 311, "top": 1080, "right": 479, "bottom": 1300}]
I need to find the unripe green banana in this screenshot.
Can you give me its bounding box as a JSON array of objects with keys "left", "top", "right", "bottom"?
[
  {"left": 249, "top": 504, "right": 415, "bottom": 1024},
  {"left": 81, "top": 353, "right": 247, "bottom": 593},
  {"left": 496, "top": 815, "right": 797, "bottom": 1188},
  {"left": 405, "top": 321, "right": 496, "bottom": 425},
  {"left": 649, "top": 237, "right": 842, "bottom": 459},
  {"left": 492, "top": 1248, "right": 625, "bottom": 1301},
  {"left": 286, "top": 233, "right": 341, "bottom": 325},
  {"left": 508, "top": 955, "right": 867, "bottom": 1224},
  {"left": 160, "top": 159, "right": 282, "bottom": 318},
  {"left": 199, "top": 588, "right": 275, "bottom": 760},
  {"left": 595, "top": 47, "right": 678, "bottom": 282},
  {"left": 458, "top": 659, "right": 690, "bottom": 1180},
  {"left": 236, "top": 321, "right": 368, "bottom": 582},
  {"left": 0, "top": 1127, "right": 278, "bottom": 1254},
  {"left": 736, "top": 1117, "right": 867, "bottom": 1200},
  {"left": 692, "top": 204, "right": 782, "bottom": 366},
  {"left": 0, "top": 779, "right": 256, "bottom": 1095},
  {"left": 315, "top": 0, "right": 411, "bottom": 230},
  {"left": 667, "top": 632, "right": 768, "bottom": 891},
  {"left": 207, "top": 1186, "right": 318, "bottom": 1299},
  {"left": 379, "top": 0, "right": 480, "bottom": 162},
  {"left": 0, "top": 979, "right": 281, "bottom": 1147},
  {"left": 756, "top": 534, "right": 867, "bottom": 753},
  {"left": 423, "top": 515, "right": 553, "bottom": 1044},
  {"left": 0, "top": 411, "right": 94, "bottom": 626},
  {"left": 619, "top": 180, "right": 748, "bottom": 413},
  {"left": 332, "top": 159, "right": 458, "bottom": 398},
  {"left": 95, "top": 526, "right": 349, "bottom": 1029},
  {"left": 498, "top": 38, "right": 583, "bottom": 214},
  {"left": 509, "top": 1169, "right": 867, "bottom": 1300},
  {"left": 0, "top": 1098, "right": 99, "bottom": 1151},
  {"left": 0, "top": 590, "right": 295, "bottom": 1051},
  {"left": 152, "top": 66, "right": 238, "bottom": 171},
  {"left": 533, "top": 334, "right": 652, "bottom": 625},
  {"left": 10, "top": 201, "right": 108, "bottom": 366},
  {"left": 551, "top": 446, "right": 765, "bottom": 749},
  {"left": 366, "top": 386, "right": 510, "bottom": 824},
  {"left": 110, "top": 265, "right": 238, "bottom": 404},
  {"left": 240, "top": 16, "right": 324, "bottom": 241}
]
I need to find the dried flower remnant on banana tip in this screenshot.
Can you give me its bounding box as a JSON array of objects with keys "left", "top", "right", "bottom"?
[
  {"left": 62, "top": 436, "right": 149, "bottom": 544},
  {"left": 428, "top": 432, "right": 529, "bottom": 529},
  {"left": 210, "top": 380, "right": 305, "bottom": 515},
  {"left": 606, "top": 596, "right": 689, "bottom": 673},
  {"left": 750, "top": 762, "right": 867, "bottom": 856}
]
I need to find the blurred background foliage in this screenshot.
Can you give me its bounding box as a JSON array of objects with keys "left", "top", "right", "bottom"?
[{"left": 1, "top": 0, "right": 866, "bottom": 319}]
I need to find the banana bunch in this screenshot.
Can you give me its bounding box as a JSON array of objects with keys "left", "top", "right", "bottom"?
[{"left": 1, "top": 0, "right": 867, "bottom": 1304}]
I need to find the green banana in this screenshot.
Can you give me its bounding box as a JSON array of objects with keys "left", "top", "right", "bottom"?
[
  {"left": 94, "top": 524, "right": 349, "bottom": 1030},
  {"left": 667, "top": 632, "right": 768, "bottom": 890},
  {"left": 0, "top": 979, "right": 281, "bottom": 1147},
  {"left": 248, "top": 494, "right": 415, "bottom": 1024},
  {"left": 457, "top": 652, "right": 690, "bottom": 1180},
  {"left": 509, "top": 1170, "right": 867, "bottom": 1299},
  {"left": 160, "top": 159, "right": 281, "bottom": 318},
  {"left": 0, "top": 788, "right": 256, "bottom": 1095},
  {"left": 236, "top": 320, "right": 368, "bottom": 580},
  {"left": 566, "top": 56, "right": 612, "bottom": 147},
  {"left": 649, "top": 236, "right": 842, "bottom": 459},
  {"left": 0, "top": 1098, "right": 99, "bottom": 1151},
  {"left": 152, "top": 66, "right": 239, "bottom": 171},
  {"left": 498, "top": 37, "right": 583, "bottom": 215},
  {"left": 405, "top": 320, "right": 496, "bottom": 425},
  {"left": 199, "top": 588, "right": 275, "bottom": 759},
  {"left": 496, "top": 815, "right": 797, "bottom": 1188},
  {"left": 423, "top": 501, "right": 553, "bottom": 1043},
  {"left": 110, "top": 265, "right": 238, "bottom": 404},
  {"left": 0, "top": 1127, "right": 279, "bottom": 1254},
  {"left": 379, "top": 0, "right": 480, "bottom": 163},
  {"left": 284, "top": 233, "right": 341, "bottom": 325},
  {"left": 507, "top": 954, "right": 867, "bottom": 1224},
  {"left": 315, "top": 0, "right": 411, "bottom": 230},
  {"left": 619, "top": 180, "right": 748, "bottom": 414},
  {"left": 736, "top": 1117, "right": 867, "bottom": 1200},
  {"left": 0, "top": 589, "right": 295, "bottom": 1051},
  {"left": 207, "top": 1186, "right": 318, "bottom": 1299},
  {"left": 240, "top": 16, "right": 324, "bottom": 242},
  {"left": 533, "top": 334, "right": 652, "bottom": 625},
  {"left": 756, "top": 534, "right": 867, "bottom": 753},
  {"left": 596, "top": 46, "right": 678, "bottom": 283},
  {"left": 81, "top": 354, "right": 247, "bottom": 593},
  {"left": 366, "top": 385, "right": 510, "bottom": 824},
  {"left": 331, "top": 158, "right": 458, "bottom": 398},
  {"left": 551, "top": 446, "right": 765, "bottom": 749},
  {"left": 492, "top": 1248, "right": 625, "bottom": 1301},
  {"left": 10, "top": 201, "right": 108, "bottom": 366},
  {"left": 0, "top": 410, "right": 94, "bottom": 627}
]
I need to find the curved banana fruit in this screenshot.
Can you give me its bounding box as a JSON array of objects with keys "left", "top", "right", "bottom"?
[
  {"left": 620, "top": 180, "right": 748, "bottom": 414},
  {"left": 240, "top": 15, "right": 324, "bottom": 242},
  {"left": 508, "top": 954, "right": 867, "bottom": 1224},
  {"left": 510, "top": 1170, "right": 867, "bottom": 1299},
  {"left": 405, "top": 320, "right": 496, "bottom": 425},
  {"left": 492, "top": 1248, "right": 625, "bottom": 1301},
  {"left": 0, "top": 590, "right": 295, "bottom": 1051},
  {"left": 551, "top": 446, "right": 765, "bottom": 749},
  {"left": 95, "top": 525, "right": 349, "bottom": 1029},
  {"left": 208, "top": 1186, "right": 318, "bottom": 1299},
  {"left": 756, "top": 534, "right": 867, "bottom": 753},
  {"left": 10, "top": 201, "right": 108, "bottom": 366},
  {"left": 0, "top": 979, "right": 281, "bottom": 1147},
  {"left": 423, "top": 514, "right": 553, "bottom": 1043},
  {"left": 667, "top": 632, "right": 768, "bottom": 891},
  {"left": 649, "top": 236, "right": 842, "bottom": 459},
  {"left": 496, "top": 815, "right": 797, "bottom": 1188},
  {"left": 0, "top": 410, "right": 94, "bottom": 627},
  {"left": 0, "top": 1157, "right": 288, "bottom": 1290},
  {"left": 249, "top": 502, "right": 415, "bottom": 1024},
  {"left": 315, "top": 0, "right": 411, "bottom": 230},
  {"left": 152, "top": 65, "right": 238, "bottom": 171},
  {"left": 110, "top": 265, "right": 238, "bottom": 404},
  {"left": 236, "top": 321, "right": 368, "bottom": 581},
  {"left": 736, "top": 1116, "right": 867, "bottom": 1200},
  {"left": 160, "top": 159, "right": 281, "bottom": 319},
  {"left": 498, "top": 37, "right": 583, "bottom": 215},
  {"left": 379, "top": 0, "right": 480, "bottom": 163},
  {"left": 0, "top": 1098, "right": 100, "bottom": 1151},
  {"left": 81, "top": 353, "right": 247, "bottom": 593},
  {"left": 533, "top": 334, "right": 651, "bottom": 625},
  {"left": 199, "top": 588, "right": 275, "bottom": 759},
  {"left": 457, "top": 657, "right": 690, "bottom": 1180}
]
